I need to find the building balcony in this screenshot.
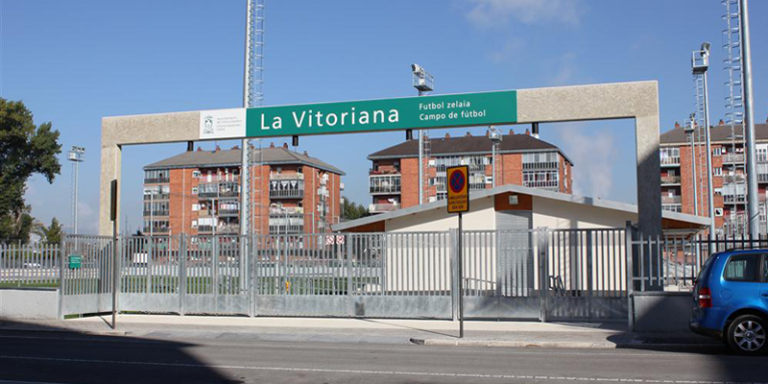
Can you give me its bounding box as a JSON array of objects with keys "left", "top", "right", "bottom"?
[
  {"left": 269, "top": 214, "right": 304, "bottom": 234},
  {"left": 660, "top": 157, "right": 680, "bottom": 166},
  {"left": 661, "top": 195, "right": 682, "bottom": 205},
  {"left": 268, "top": 224, "right": 304, "bottom": 234},
  {"left": 523, "top": 180, "right": 559, "bottom": 190},
  {"left": 144, "top": 193, "right": 170, "bottom": 201},
  {"left": 722, "top": 153, "right": 745, "bottom": 164},
  {"left": 143, "top": 226, "right": 169, "bottom": 233},
  {"left": 660, "top": 175, "right": 681, "bottom": 185},
  {"left": 143, "top": 210, "right": 169, "bottom": 217},
  {"left": 270, "top": 173, "right": 304, "bottom": 180},
  {"left": 662, "top": 205, "right": 682, "bottom": 213},
  {"left": 369, "top": 202, "right": 400, "bottom": 213},
  {"left": 369, "top": 168, "right": 400, "bottom": 175},
  {"left": 269, "top": 207, "right": 304, "bottom": 215},
  {"left": 269, "top": 188, "right": 304, "bottom": 199},
  {"left": 522, "top": 161, "right": 559, "bottom": 170},
  {"left": 369, "top": 174, "right": 401, "bottom": 195},
  {"left": 143, "top": 177, "right": 170, "bottom": 184},
  {"left": 724, "top": 194, "right": 747, "bottom": 204},
  {"left": 723, "top": 174, "right": 747, "bottom": 184},
  {"left": 217, "top": 209, "right": 239, "bottom": 216},
  {"left": 197, "top": 225, "right": 213, "bottom": 233}
]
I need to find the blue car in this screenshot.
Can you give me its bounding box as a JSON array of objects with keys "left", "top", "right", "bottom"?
[{"left": 690, "top": 250, "right": 768, "bottom": 355}]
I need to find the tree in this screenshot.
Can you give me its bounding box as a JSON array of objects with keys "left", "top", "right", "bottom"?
[
  {"left": 341, "top": 198, "right": 371, "bottom": 221},
  {"left": 0, "top": 98, "right": 62, "bottom": 244},
  {"left": 34, "top": 217, "right": 63, "bottom": 245}
]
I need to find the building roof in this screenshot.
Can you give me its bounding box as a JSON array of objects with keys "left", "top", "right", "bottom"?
[
  {"left": 332, "top": 183, "right": 709, "bottom": 232},
  {"left": 144, "top": 146, "right": 345, "bottom": 175},
  {"left": 368, "top": 132, "right": 572, "bottom": 164},
  {"left": 660, "top": 123, "right": 768, "bottom": 146}
]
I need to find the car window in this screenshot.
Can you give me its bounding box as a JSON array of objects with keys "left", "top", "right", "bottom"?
[
  {"left": 724, "top": 254, "right": 761, "bottom": 282},
  {"left": 763, "top": 256, "right": 768, "bottom": 282}
]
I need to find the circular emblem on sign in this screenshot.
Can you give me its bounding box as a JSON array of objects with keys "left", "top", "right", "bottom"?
[{"left": 449, "top": 170, "right": 466, "bottom": 193}]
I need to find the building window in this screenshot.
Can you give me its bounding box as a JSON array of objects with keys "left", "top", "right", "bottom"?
[
  {"left": 144, "top": 169, "right": 170, "bottom": 183},
  {"left": 712, "top": 147, "right": 722, "bottom": 156},
  {"left": 522, "top": 152, "right": 559, "bottom": 170},
  {"left": 192, "top": 187, "right": 198, "bottom": 195},
  {"left": 192, "top": 170, "right": 201, "bottom": 178},
  {"left": 714, "top": 167, "right": 723, "bottom": 176},
  {"left": 523, "top": 170, "right": 559, "bottom": 190}
]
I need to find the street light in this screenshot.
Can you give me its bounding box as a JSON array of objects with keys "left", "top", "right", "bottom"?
[
  {"left": 692, "top": 43, "right": 715, "bottom": 241},
  {"left": 411, "top": 63, "right": 434, "bottom": 205},
  {"left": 68, "top": 146, "right": 85, "bottom": 235}
]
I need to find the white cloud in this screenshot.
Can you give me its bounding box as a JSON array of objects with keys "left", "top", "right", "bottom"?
[
  {"left": 559, "top": 125, "right": 617, "bottom": 199},
  {"left": 465, "top": 0, "right": 586, "bottom": 29}
]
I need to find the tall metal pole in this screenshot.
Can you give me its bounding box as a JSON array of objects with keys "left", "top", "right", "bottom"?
[
  {"left": 458, "top": 212, "right": 463, "bottom": 339},
  {"left": 418, "top": 90, "right": 424, "bottom": 205},
  {"left": 703, "top": 72, "right": 716, "bottom": 241},
  {"left": 241, "top": 0, "right": 254, "bottom": 241},
  {"left": 739, "top": 0, "right": 759, "bottom": 236},
  {"left": 73, "top": 160, "right": 79, "bottom": 235},
  {"left": 689, "top": 124, "right": 699, "bottom": 216}
]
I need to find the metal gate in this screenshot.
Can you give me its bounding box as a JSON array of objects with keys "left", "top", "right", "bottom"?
[
  {"left": 60, "top": 235, "right": 116, "bottom": 317},
  {"left": 59, "top": 228, "right": 628, "bottom": 321}
]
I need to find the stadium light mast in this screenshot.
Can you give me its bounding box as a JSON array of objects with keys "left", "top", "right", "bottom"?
[
  {"left": 411, "top": 64, "right": 434, "bottom": 204},
  {"left": 692, "top": 42, "right": 715, "bottom": 240},
  {"left": 68, "top": 146, "right": 85, "bottom": 235}
]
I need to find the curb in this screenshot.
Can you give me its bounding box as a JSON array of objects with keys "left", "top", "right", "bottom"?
[
  {"left": 0, "top": 326, "right": 126, "bottom": 337},
  {"left": 409, "top": 337, "right": 725, "bottom": 350},
  {"left": 410, "top": 338, "right": 618, "bottom": 349}
]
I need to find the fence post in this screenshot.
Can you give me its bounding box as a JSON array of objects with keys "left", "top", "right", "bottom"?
[
  {"left": 449, "top": 228, "right": 458, "bottom": 321},
  {"left": 625, "top": 221, "right": 635, "bottom": 332},
  {"left": 586, "top": 230, "right": 594, "bottom": 322},
  {"left": 538, "top": 228, "right": 550, "bottom": 323},
  {"left": 179, "top": 234, "right": 187, "bottom": 316},
  {"left": 58, "top": 236, "right": 66, "bottom": 319},
  {"left": 346, "top": 233, "right": 354, "bottom": 317}
]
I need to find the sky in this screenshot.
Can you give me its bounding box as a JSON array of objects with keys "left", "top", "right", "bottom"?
[{"left": 1, "top": 0, "right": 767, "bottom": 235}]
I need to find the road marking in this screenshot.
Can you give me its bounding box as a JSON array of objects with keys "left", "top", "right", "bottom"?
[{"left": 0, "top": 355, "right": 763, "bottom": 384}]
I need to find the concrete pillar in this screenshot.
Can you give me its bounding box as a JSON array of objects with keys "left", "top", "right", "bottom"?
[{"left": 99, "top": 144, "right": 122, "bottom": 236}]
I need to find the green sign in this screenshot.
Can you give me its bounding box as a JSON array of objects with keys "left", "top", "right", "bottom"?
[
  {"left": 68, "top": 254, "right": 82, "bottom": 269},
  {"left": 199, "top": 90, "right": 517, "bottom": 140}
]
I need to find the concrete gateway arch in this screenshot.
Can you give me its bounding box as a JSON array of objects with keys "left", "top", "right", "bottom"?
[{"left": 99, "top": 81, "right": 662, "bottom": 237}]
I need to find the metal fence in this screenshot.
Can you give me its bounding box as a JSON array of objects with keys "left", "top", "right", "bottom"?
[
  {"left": 37, "top": 228, "right": 635, "bottom": 321},
  {"left": 630, "top": 229, "right": 768, "bottom": 292},
  {"left": 0, "top": 243, "right": 60, "bottom": 287}
]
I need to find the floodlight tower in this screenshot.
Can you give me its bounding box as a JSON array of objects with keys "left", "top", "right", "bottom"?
[
  {"left": 692, "top": 42, "right": 715, "bottom": 240},
  {"left": 489, "top": 126, "right": 503, "bottom": 187},
  {"left": 411, "top": 64, "right": 434, "bottom": 204},
  {"left": 685, "top": 114, "right": 698, "bottom": 216},
  {"left": 68, "top": 146, "right": 85, "bottom": 235}
]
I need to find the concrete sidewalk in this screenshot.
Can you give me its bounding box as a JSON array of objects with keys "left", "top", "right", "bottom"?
[{"left": 0, "top": 315, "right": 720, "bottom": 350}]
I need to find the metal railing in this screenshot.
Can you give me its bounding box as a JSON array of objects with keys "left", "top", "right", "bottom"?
[
  {"left": 723, "top": 194, "right": 747, "bottom": 204},
  {"left": 722, "top": 153, "right": 745, "bottom": 163},
  {"left": 144, "top": 177, "right": 170, "bottom": 184},
  {"left": 369, "top": 203, "right": 400, "bottom": 213},
  {"left": 144, "top": 193, "right": 170, "bottom": 201},
  {"left": 660, "top": 175, "right": 681, "bottom": 184},
  {"left": 660, "top": 156, "right": 680, "bottom": 165},
  {"left": 661, "top": 195, "right": 682, "bottom": 204},
  {"left": 270, "top": 173, "right": 304, "bottom": 180},
  {"left": 630, "top": 231, "right": 768, "bottom": 292},
  {"left": 269, "top": 188, "right": 304, "bottom": 198},
  {"left": 0, "top": 243, "right": 61, "bottom": 287}
]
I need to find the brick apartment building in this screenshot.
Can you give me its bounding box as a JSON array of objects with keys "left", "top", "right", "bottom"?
[
  {"left": 366, "top": 128, "right": 573, "bottom": 213},
  {"left": 142, "top": 144, "right": 344, "bottom": 236},
  {"left": 659, "top": 120, "right": 768, "bottom": 235}
]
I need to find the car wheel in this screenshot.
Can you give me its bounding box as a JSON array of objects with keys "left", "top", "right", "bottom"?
[{"left": 726, "top": 315, "right": 768, "bottom": 355}]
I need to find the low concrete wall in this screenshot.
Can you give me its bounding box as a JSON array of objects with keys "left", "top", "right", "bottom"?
[
  {"left": 0, "top": 288, "right": 59, "bottom": 320},
  {"left": 632, "top": 291, "right": 692, "bottom": 333}
]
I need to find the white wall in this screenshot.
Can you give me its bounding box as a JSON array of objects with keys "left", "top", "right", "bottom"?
[
  {"left": 532, "top": 196, "right": 636, "bottom": 230},
  {"left": 385, "top": 197, "right": 497, "bottom": 232}
]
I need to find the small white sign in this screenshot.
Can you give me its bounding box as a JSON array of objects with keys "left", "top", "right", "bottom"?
[{"left": 200, "top": 109, "right": 246, "bottom": 140}]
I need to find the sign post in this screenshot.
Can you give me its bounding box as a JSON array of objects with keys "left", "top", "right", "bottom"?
[
  {"left": 110, "top": 179, "right": 118, "bottom": 330},
  {"left": 447, "top": 166, "right": 469, "bottom": 338}
]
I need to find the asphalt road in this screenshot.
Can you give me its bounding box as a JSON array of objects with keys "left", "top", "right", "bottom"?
[{"left": 0, "top": 330, "right": 766, "bottom": 384}]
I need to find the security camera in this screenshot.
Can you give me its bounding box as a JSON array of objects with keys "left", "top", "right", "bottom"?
[
  {"left": 411, "top": 63, "right": 423, "bottom": 74},
  {"left": 701, "top": 42, "right": 711, "bottom": 54}
]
